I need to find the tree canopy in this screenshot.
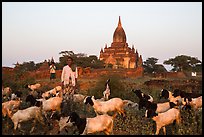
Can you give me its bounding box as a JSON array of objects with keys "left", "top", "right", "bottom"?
[
  {"left": 143, "top": 57, "right": 167, "bottom": 73},
  {"left": 163, "top": 55, "right": 202, "bottom": 72},
  {"left": 58, "top": 50, "right": 104, "bottom": 69}
]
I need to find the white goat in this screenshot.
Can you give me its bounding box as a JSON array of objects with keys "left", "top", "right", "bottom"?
[
  {"left": 68, "top": 112, "right": 117, "bottom": 135},
  {"left": 42, "top": 86, "right": 62, "bottom": 98},
  {"left": 11, "top": 106, "right": 45, "bottom": 134},
  {"left": 84, "top": 96, "right": 126, "bottom": 118},
  {"left": 103, "top": 79, "right": 110, "bottom": 101},
  {"left": 145, "top": 108, "right": 181, "bottom": 135},
  {"left": 11, "top": 93, "right": 17, "bottom": 100},
  {"left": 36, "top": 96, "right": 63, "bottom": 119},
  {"left": 28, "top": 83, "right": 41, "bottom": 91},
  {"left": 143, "top": 100, "right": 178, "bottom": 113}
]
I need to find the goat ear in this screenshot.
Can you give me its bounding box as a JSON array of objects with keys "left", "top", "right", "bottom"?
[{"left": 92, "top": 96, "right": 95, "bottom": 99}]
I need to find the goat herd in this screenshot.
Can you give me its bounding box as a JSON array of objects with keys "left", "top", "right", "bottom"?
[{"left": 2, "top": 79, "right": 202, "bottom": 135}]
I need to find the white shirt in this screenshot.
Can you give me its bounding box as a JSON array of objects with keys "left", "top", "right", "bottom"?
[
  {"left": 61, "top": 65, "right": 78, "bottom": 86},
  {"left": 50, "top": 65, "right": 56, "bottom": 73}
]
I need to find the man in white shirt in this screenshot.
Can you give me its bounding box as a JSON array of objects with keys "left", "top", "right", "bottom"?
[
  {"left": 61, "top": 57, "right": 78, "bottom": 92},
  {"left": 50, "top": 62, "right": 56, "bottom": 81}
]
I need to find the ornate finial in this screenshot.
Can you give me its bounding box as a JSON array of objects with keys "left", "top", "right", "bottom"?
[
  {"left": 140, "top": 55, "right": 142, "bottom": 59},
  {"left": 138, "top": 55, "right": 143, "bottom": 67},
  {"left": 100, "top": 48, "right": 103, "bottom": 53},
  {"left": 118, "top": 16, "right": 122, "bottom": 27},
  {"left": 16, "top": 61, "right": 19, "bottom": 65},
  {"left": 136, "top": 49, "right": 138, "bottom": 54},
  {"left": 132, "top": 45, "right": 135, "bottom": 49},
  {"left": 14, "top": 61, "right": 20, "bottom": 68}
]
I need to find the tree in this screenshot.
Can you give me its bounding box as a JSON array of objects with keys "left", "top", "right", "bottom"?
[
  {"left": 59, "top": 50, "right": 75, "bottom": 57},
  {"left": 154, "top": 64, "right": 167, "bottom": 73},
  {"left": 89, "top": 55, "right": 98, "bottom": 61},
  {"left": 143, "top": 57, "right": 158, "bottom": 73},
  {"left": 16, "top": 61, "right": 36, "bottom": 72},
  {"left": 58, "top": 51, "right": 104, "bottom": 69},
  {"left": 76, "top": 53, "right": 87, "bottom": 58},
  {"left": 163, "top": 55, "right": 201, "bottom": 72},
  {"left": 194, "top": 63, "right": 202, "bottom": 72},
  {"left": 143, "top": 57, "right": 167, "bottom": 73}
]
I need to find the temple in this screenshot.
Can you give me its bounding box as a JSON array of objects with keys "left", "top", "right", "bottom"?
[{"left": 99, "top": 16, "right": 143, "bottom": 69}]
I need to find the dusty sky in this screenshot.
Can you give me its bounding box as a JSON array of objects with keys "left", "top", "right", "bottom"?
[{"left": 2, "top": 2, "right": 202, "bottom": 70}]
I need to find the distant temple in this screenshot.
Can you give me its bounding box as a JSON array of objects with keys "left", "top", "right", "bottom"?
[
  {"left": 99, "top": 16, "right": 143, "bottom": 69},
  {"left": 14, "top": 61, "right": 20, "bottom": 68}
]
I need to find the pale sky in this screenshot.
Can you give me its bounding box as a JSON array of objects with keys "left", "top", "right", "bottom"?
[{"left": 2, "top": 2, "right": 202, "bottom": 70}]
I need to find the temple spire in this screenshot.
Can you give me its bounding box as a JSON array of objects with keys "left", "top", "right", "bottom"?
[
  {"left": 132, "top": 45, "right": 134, "bottom": 49},
  {"left": 118, "top": 16, "right": 122, "bottom": 27},
  {"left": 100, "top": 48, "right": 103, "bottom": 53}
]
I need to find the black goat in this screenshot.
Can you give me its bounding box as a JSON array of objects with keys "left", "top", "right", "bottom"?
[
  {"left": 25, "top": 94, "right": 41, "bottom": 107},
  {"left": 132, "top": 89, "right": 153, "bottom": 110}
]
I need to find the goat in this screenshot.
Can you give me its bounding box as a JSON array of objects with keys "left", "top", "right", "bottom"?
[
  {"left": 25, "top": 94, "right": 42, "bottom": 107},
  {"left": 30, "top": 90, "right": 39, "bottom": 98},
  {"left": 145, "top": 108, "right": 181, "bottom": 135},
  {"left": 2, "top": 99, "right": 22, "bottom": 118},
  {"left": 11, "top": 106, "right": 45, "bottom": 134},
  {"left": 182, "top": 96, "right": 202, "bottom": 111},
  {"left": 28, "top": 83, "right": 41, "bottom": 91},
  {"left": 84, "top": 96, "right": 126, "bottom": 118},
  {"left": 11, "top": 93, "right": 17, "bottom": 100},
  {"left": 96, "top": 97, "right": 106, "bottom": 101},
  {"left": 11, "top": 90, "right": 22, "bottom": 100},
  {"left": 42, "top": 91, "right": 52, "bottom": 99},
  {"left": 140, "top": 100, "right": 178, "bottom": 113},
  {"left": 160, "top": 89, "right": 183, "bottom": 105},
  {"left": 73, "top": 94, "right": 86, "bottom": 103},
  {"left": 67, "top": 112, "right": 117, "bottom": 135},
  {"left": 36, "top": 96, "right": 63, "bottom": 119},
  {"left": 55, "top": 86, "right": 62, "bottom": 91},
  {"left": 103, "top": 79, "right": 110, "bottom": 101},
  {"left": 123, "top": 100, "right": 138, "bottom": 109},
  {"left": 2, "top": 87, "right": 12, "bottom": 99},
  {"left": 173, "top": 89, "right": 202, "bottom": 98},
  {"left": 57, "top": 116, "right": 73, "bottom": 134},
  {"left": 132, "top": 89, "right": 153, "bottom": 102},
  {"left": 160, "top": 89, "right": 174, "bottom": 100},
  {"left": 42, "top": 86, "right": 62, "bottom": 99}
]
